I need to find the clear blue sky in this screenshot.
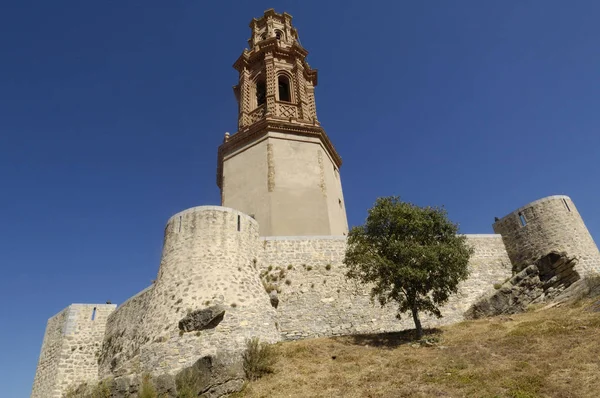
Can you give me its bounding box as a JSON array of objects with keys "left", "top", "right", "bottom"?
[{"left": 2, "top": 1, "right": 600, "bottom": 396}]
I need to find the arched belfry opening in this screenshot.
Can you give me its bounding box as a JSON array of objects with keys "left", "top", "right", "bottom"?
[
  {"left": 220, "top": 9, "right": 348, "bottom": 237},
  {"left": 278, "top": 75, "right": 291, "bottom": 102},
  {"left": 256, "top": 79, "right": 266, "bottom": 107}
]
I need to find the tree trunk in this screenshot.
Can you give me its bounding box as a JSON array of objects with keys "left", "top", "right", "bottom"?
[{"left": 411, "top": 306, "right": 423, "bottom": 340}]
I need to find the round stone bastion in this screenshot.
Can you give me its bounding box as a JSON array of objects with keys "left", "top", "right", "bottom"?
[
  {"left": 135, "top": 206, "right": 280, "bottom": 374},
  {"left": 493, "top": 195, "right": 600, "bottom": 277}
]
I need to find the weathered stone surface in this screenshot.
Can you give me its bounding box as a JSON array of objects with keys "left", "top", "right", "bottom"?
[
  {"left": 551, "top": 274, "right": 600, "bottom": 307},
  {"left": 154, "top": 374, "right": 177, "bottom": 397},
  {"left": 109, "top": 375, "right": 139, "bottom": 398},
  {"left": 178, "top": 305, "right": 226, "bottom": 332},
  {"left": 465, "top": 252, "right": 580, "bottom": 319},
  {"left": 176, "top": 354, "right": 245, "bottom": 398},
  {"left": 269, "top": 290, "right": 279, "bottom": 309}
]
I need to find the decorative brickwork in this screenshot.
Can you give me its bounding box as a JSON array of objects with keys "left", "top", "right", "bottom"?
[
  {"left": 277, "top": 102, "right": 297, "bottom": 118},
  {"left": 294, "top": 58, "right": 310, "bottom": 121},
  {"left": 238, "top": 69, "right": 252, "bottom": 129}
]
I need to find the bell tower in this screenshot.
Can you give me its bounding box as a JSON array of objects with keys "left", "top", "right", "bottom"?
[{"left": 217, "top": 9, "right": 348, "bottom": 236}]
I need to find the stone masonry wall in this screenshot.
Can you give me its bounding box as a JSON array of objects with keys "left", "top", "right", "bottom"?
[
  {"left": 89, "top": 233, "right": 511, "bottom": 382},
  {"left": 441, "top": 235, "right": 513, "bottom": 319},
  {"left": 33, "top": 228, "right": 513, "bottom": 396},
  {"left": 257, "top": 234, "right": 512, "bottom": 340},
  {"left": 98, "top": 206, "right": 280, "bottom": 378},
  {"left": 37, "top": 205, "right": 573, "bottom": 396},
  {"left": 31, "top": 307, "right": 69, "bottom": 398},
  {"left": 31, "top": 304, "right": 116, "bottom": 398},
  {"left": 493, "top": 195, "right": 600, "bottom": 277},
  {"left": 98, "top": 286, "right": 153, "bottom": 378}
]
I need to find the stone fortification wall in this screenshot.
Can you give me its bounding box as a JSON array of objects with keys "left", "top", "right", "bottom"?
[
  {"left": 31, "top": 307, "right": 69, "bottom": 398},
  {"left": 257, "top": 234, "right": 511, "bottom": 340},
  {"left": 440, "top": 235, "right": 512, "bottom": 319},
  {"left": 98, "top": 286, "right": 153, "bottom": 378},
  {"left": 100, "top": 206, "right": 280, "bottom": 377},
  {"left": 31, "top": 304, "right": 116, "bottom": 398},
  {"left": 258, "top": 236, "right": 399, "bottom": 339},
  {"left": 493, "top": 195, "right": 600, "bottom": 277}
]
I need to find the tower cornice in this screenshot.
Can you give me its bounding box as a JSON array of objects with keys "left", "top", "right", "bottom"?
[{"left": 216, "top": 121, "right": 342, "bottom": 189}]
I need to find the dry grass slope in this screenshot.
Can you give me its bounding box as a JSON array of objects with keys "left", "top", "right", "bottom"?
[{"left": 234, "top": 299, "right": 600, "bottom": 398}]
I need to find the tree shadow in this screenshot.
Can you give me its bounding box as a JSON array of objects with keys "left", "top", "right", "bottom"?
[{"left": 333, "top": 327, "right": 443, "bottom": 349}]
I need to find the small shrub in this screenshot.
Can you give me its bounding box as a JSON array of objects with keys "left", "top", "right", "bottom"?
[
  {"left": 306, "top": 266, "right": 313, "bottom": 271},
  {"left": 64, "top": 384, "right": 86, "bottom": 398},
  {"left": 325, "top": 263, "right": 332, "bottom": 271},
  {"left": 285, "top": 279, "right": 292, "bottom": 286},
  {"left": 493, "top": 283, "right": 502, "bottom": 290},
  {"left": 311, "top": 283, "right": 315, "bottom": 288},
  {"left": 90, "top": 379, "right": 111, "bottom": 398},
  {"left": 262, "top": 280, "right": 277, "bottom": 293},
  {"left": 268, "top": 265, "right": 273, "bottom": 271},
  {"left": 179, "top": 330, "right": 184, "bottom": 337},
  {"left": 242, "top": 337, "right": 278, "bottom": 380},
  {"left": 287, "top": 264, "right": 293, "bottom": 270},
  {"left": 176, "top": 366, "right": 202, "bottom": 398},
  {"left": 139, "top": 373, "right": 158, "bottom": 398},
  {"left": 231, "top": 303, "right": 238, "bottom": 308}
]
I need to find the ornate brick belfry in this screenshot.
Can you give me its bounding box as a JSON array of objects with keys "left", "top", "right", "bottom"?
[{"left": 217, "top": 9, "right": 348, "bottom": 237}]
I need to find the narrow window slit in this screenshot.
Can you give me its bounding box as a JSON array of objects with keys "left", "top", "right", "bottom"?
[
  {"left": 519, "top": 212, "right": 527, "bottom": 226},
  {"left": 237, "top": 215, "right": 241, "bottom": 231},
  {"left": 179, "top": 216, "right": 182, "bottom": 232},
  {"left": 91, "top": 307, "right": 97, "bottom": 321},
  {"left": 563, "top": 199, "right": 571, "bottom": 212}
]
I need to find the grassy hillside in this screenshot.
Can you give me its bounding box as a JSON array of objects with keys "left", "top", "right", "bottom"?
[{"left": 235, "top": 300, "right": 600, "bottom": 398}]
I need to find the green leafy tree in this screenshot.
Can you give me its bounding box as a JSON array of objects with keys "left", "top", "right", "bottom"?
[{"left": 344, "top": 196, "right": 473, "bottom": 339}]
